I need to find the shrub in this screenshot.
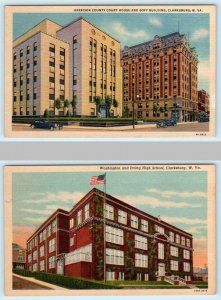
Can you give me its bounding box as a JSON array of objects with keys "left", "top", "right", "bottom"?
[{"left": 13, "top": 269, "right": 34, "bottom": 277}]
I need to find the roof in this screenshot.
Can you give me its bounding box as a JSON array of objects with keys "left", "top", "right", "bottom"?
[{"left": 12, "top": 243, "right": 25, "bottom": 250}]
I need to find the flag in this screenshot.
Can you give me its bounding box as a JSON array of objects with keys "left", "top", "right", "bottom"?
[{"left": 90, "top": 174, "right": 106, "bottom": 185}]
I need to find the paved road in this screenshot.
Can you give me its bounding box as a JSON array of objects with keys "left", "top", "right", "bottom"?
[
  {"left": 13, "top": 276, "right": 52, "bottom": 290},
  {"left": 13, "top": 122, "right": 209, "bottom": 133}
]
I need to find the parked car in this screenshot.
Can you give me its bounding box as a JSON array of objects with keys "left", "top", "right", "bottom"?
[
  {"left": 156, "top": 119, "right": 177, "bottom": 128},
  {"left": 198, "top": 113, "right": 209, "bottom": 122},
  {"left": 30, "top": 120, "right": 63, "bottom": 130}
]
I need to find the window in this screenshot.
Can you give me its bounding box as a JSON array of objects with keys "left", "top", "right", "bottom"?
[
  {"left": 84, "top": 203, "right": 90, "bottom": 220},
  {"left": 70, "top": 218, "right": 74, "bottom": 228},
  {"left": 118, "top": 210, "right": 127, "bottom": 225},
  {"left": 39, "top": 232, "right": 43, "bottom": 243},
  {"left": 33, "top": 42, "right": 37, "bottom": 51},
  {"left": 33, "top": 250, "right": 37, "bottom": 260},
  {"left": 186, "top": 238, "right": 191, "bottom": 247},
  {"left": 40, "top": 246, "right": 44, "bottom": 257},
  {"left": 106, "top": 225, "right": 124, "bottom": 245},
  {"left": 104, "top": 203, "right": 114, "bottom": 220},
  {"left": 47, "top": 225, "right": 51, "bottom": 237},
  {"left": 158, "top": 243, "right": 164, "bottom": 259},
  {"left": 49, "top": 256, "right": 55, "bottom": 269},
  {"left": 131, "top": 214, "right": 138, "bottom": 228},
  {"left": 49, "top": 238, "right": 56, "bottom": 253},
  {"left": 70, "top": 237, "right": 74, "bottom": 246},
  {"left": 49, "top": 44, "right": 55, "bottom": 53},
  {"left": 144, "top": 273, "right": 149, "bottom": 281},
  {"left": 170, "top": 260, "right": 179, "bottom": 271},
  {"left": 155, "top": 225, "right": 165, "bottom": 234},
  {"left": 77, "top": 210, "right": 82, "bottom": 225},
  {"left": 40, "top": 260, "right": 45, "bottom": 271},
  {"left": 52, "top": 220, "right": 57, "bottom": 233},
  {"left": 141, "top": 219, "right": 148, "bottom": 232},
  {"left": 106, "top": 271, "right": 115, "bottom": 280},
  {"left": 136, "top": 273, "right": 142, "bottom": 280},
  {"left": 20, "top": 49, "right": 23, "bottom": 57},
  {"left": 43, "top": 230, "right": 46, "bottom": 241},
  {"left": 28, "top": 254, "right": 32, "bottom": 263},
  {"left": 176, "top": 234, "right": 180, "bottom": 244},
  {"left": 34, "top": 236, "right": 38, "bottom": 247},
  {"left": 181, "top": 237, "right": 185, "bottom": 246},
  {"left": 135, "top": 234, "right": 148, "bottom": 250},
  {"left": 33, "top": 263, "right": 37, "bottom": 272},
  {"left": 65, "top": 244, "right": 92, "bottom": 265},
  {"left": 106, "top": 248, "right": 124, "bottom": 265},
  {"left": 184, "top": 262, "right": 190, "bottom": 272},
  {"left": 34, "top": 56, "right": 37, "bottom": 66},
  {"left": 183, "top": 249, "right": 190, "bottom": 259},
  {"left": 135, "top": 253, "right": 148, "bottom": 268},
  {"left": 169, "top": 231, "right": 174, "bottom": 242},
  {"left": 170, "top": 246, "right": 178, "bottom": 257}
]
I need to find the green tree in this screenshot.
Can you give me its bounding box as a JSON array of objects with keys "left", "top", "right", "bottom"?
[
  {"left": 43, "top": 109, "right": 49, "bottom": 119},
  {"left": 63, "top": 99, "right": 70, "bottom": 116},
  {"left": 66, "top": 109, "right": 71, "bottom": 117},
  {"left": 71, "top": 96, "right": 77, "bottom": 116},
  {"left": 113, "top": 99, "right": 119, "bottom": 116},
  {"left": 105, "top": 95, "right": 112, "bottom": 117},
  {"left": 159, "top": 106, "right": 165, "bottom": 113},
  {"left": 95, "top": 96, "right": 102, "bottom": 116},
  {"left": 55, "top": 98, "right": 62, "bottom": 115}
]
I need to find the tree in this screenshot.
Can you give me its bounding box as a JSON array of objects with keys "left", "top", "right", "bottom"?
[
  {"left": 43, "top": 109, "right": 49, "bottom": 119},
  {"left": 95, "top": 96, "right": 102, "bottom": 116},
  {"left": 63, "top": 99, "right": 70, "bottom": 116},
  {"left": 113, "top": 99, "right": 119, "bottom": 116},
  {"left": 66, "top": 109, "right": 71, "bottom": 117},
  {"left": 159, "top": 106, "right": 165, "bottom": 113},
  {"left": 71, "top": 96, "right": 77, "bottom": 117},
  {"left": 55, "top": 98, "right": 62, "bottom": 115},
  {"left": 105, "top": 95, "right": 112, "bottom": 117}
]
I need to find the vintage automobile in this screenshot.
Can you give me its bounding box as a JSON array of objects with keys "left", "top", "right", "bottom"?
[
  {"left": 156, "top": 119, "right": 177, "bottom": 128},
  {"left": 198, "top": 113, "right": 209, "bottom": 122},
  {"left": 30, "top": 120, "right": 63, "bottom": 130}
]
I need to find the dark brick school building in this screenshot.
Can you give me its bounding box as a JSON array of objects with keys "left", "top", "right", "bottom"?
[{"left": 26, "top": 188, "right": 193, "bottom": 282}]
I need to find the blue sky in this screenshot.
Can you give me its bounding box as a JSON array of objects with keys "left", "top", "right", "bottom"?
[
  {"left": 12, "top": 170, "right": 207, "bottom": 241},
  {"left": 13, "top": 12, "right": 210, "bottom": 91}
]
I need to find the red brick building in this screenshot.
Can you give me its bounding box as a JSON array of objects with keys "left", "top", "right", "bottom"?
[
  {"left": 26, "top": 188, "right": 193, "bottom": 282},
  {"left": 121, "top": 32, "right": 198, "bottom": 122},
  {"left": 198, "top": 90, "right": 210, "bottom": 113},
  {"left": 12, "top": 243, "right": 26, "bottom": 269}
]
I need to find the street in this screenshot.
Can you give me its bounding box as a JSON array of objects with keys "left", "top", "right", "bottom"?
[
  {"left": 13, "top": 122, "right": 209, "bottom": 133},
  {"left": 13, "top": 276, "right": 52, "bottom": 290}
]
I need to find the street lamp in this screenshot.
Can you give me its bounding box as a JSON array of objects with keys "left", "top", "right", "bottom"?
[{"left": 133, "top": 94, "right": 140, "bottom": 129}]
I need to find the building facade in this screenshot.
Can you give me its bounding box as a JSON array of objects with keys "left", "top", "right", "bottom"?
[
  {"left": 13, "top": 18, "right": 122, "bottom": 117},
  {"left": 12, "top": 243, "right": 26, "bottom": 269},
  {"left": 26, "top": 188, "right": 193, "bottom": 282},
  {"left": 121, "top": 32, "right": 198, "bottom": 122},
  {"left": 198, "top": 90, "right": 210, "bottom": 114}
]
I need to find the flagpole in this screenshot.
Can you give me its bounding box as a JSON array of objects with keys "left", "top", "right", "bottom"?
[{"left": 103, "top": 173, "right": 106, "bottom": 283}]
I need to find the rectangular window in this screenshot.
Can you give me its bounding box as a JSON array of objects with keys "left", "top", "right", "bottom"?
[
  {"left": 33, "top": 42, "right": 37, "bottom": 51},
  {"left": 135, "top": 253, "right": 148, "bottom": 268},
  {"left": 43, "top": 230, "right": 46, "bottom": 241},
  {"left": 131, "top": 215, "right": 138, "bottom": 229},
  {"left": 170, "top": 260, "right": 179, "bottom": 271},
  {"left": 52, "top": 220, "right": 57, "bottom": 233},
  {"left": 141, "top": 219, "right": 148, "bottom": 232},
  {"left": 39, "top": 232, "right": 43, "bottom": 243},
  {"left": 118, "top": 209, "right": 127, "bottom": 225},
  {"left": 183, "top": 249, "right": 190, "bottom": 260},
  {"left": 28, "top": 254, "right": 32, "bottom": 263},
  {"left": 186, "top": 238, "right": 191, "bottom": 247},
  {"left": 136, "top": 273, "right": 142, "bottom": 281},
  {"left": 158, "top": 243, "right": 164, "bottom": 259},
  {"left": 170, "top": 246, "right": 178, "bottom": 257},
  {"left": 183, "top": 262, "right": 190, "bottom": 272},
  {"left": 49, "top": 44, "right": 55, "bottom": 53},
  {"left": 47, "top": 225, "right": 51, "bottom": 237},
  {"left": 106, "top": 248, "right": 124, "bottom": 265},
  {"left": 49, "top": 238, "right": 56, "bottom": 253},
  {"left": 70, "top": 237, "right": 74, "bottom": 246},
  {"left": 77, "top": 210, "right": 82, "bottom": 225},
  {"left": 49, "top": 256, "right": 55, "bottom": 269},
  {"left": 135, "top": 234, "right": 148, "bottom": 250},
  {"left": 40, "top": 246, "right": 44, "bottom": 257},
  {"left": 49, "top": 77, "right": 55, "bottom": 83},
  {"left": 106, "top": 271, "right": 115, "bottom": 280},
  {"left": 33, "top": 250, "right": 37, "bottom": 260},
  {"left": 84, "top": 203, "right": 90, "bottom": 220},
  {"left": 33, "top": 263, "right": 37, "bottom": 272},
  {"left": 181, "top": 237, "right": 185, "bottom": 246},
  {"left": 70, "top": 218, "right": 74, "bottom": 228},
  {"left": 40, "top": 260, "right": 45, "bottom": 271},
  {"left": 155, "top": 225, "right": 165, "bottom": 234},
  {"left": 49, "top": 94, "right": 55, "bottom": 100},
  {"left": 106, "top": 225, "right": 124, "bottom": 245},
  {"left": 144, "top": 273, "right": 149, "bottom": 281},
  {"left": 169, "top": 231, "right": 174, "bottom": 242},
  {"left": 176, "top": 234, "right": 180, "bottom": 244},
  {"left": 104, "top": 203, "right": 114, "bottom": 220},
  {"left": 34, "top": 56, "right": 37, "bottom": 66}
]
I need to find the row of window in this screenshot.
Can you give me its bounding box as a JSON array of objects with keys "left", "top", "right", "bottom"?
[
  {"left": 69, "top": 203, "right": 90, "bottom": 228},
  {"left": 27, "top": 220, "right": 56, "bottom": 251},
  {"left": 28, "top": 238, "right": 56, "bottom": 262}
]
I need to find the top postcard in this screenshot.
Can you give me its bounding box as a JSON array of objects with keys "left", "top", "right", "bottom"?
[{"left": 5, "top": 5, "right": 216, "bottom": 138}]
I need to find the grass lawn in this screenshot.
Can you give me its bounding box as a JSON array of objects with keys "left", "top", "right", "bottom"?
[
  {"left": 192, "top": 281, "right": 208, "bottom": 289},
  {"left": 97, "top": 281, "right": 190, "bottom": 289}
]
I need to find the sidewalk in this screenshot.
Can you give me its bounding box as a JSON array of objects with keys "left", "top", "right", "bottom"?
[{"left": 13, "top": 273, "right": 68, "bottom": 290}]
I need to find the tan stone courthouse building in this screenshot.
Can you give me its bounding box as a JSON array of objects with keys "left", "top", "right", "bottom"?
[{"left": 13, "top": 18, "right": 122, "bottom": 117}]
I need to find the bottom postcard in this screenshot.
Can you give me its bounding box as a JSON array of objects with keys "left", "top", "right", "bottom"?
[{"left": 4, "top": 164, "right": 216, "bottom": 295}]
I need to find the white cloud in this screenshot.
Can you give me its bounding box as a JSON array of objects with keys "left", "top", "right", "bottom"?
[
  {"left": 191, "top": 28, "right": 209, "bottom": 41},
  {"left": 22, "top": 191, "right": 85, "bottom": 204},
  {"left": 161, "top": 216, "right": 207, "bottom": 225},
  {"left": 148, "top": 17, "right": 162, "bottom": 27},
  {"left": 115, "top": 194, "right": 202, "bottom": 208},
  {"left": 186, "top": 225, "right": 207, "bottom": 234},
  {"left": 146, "top": 188, "right": 207, "bottom": 199},
  {"left": 20, "top": 204, "right": 71, "bottom": 216},
  {"left": 112, "top": 22, "right": 147, "bottom": 39},
  {"left": 198, "top": 60, "right": 210, "bottom": 82},
  {"left": 24, "top": 216, "right": 46, "bottom": 223}
]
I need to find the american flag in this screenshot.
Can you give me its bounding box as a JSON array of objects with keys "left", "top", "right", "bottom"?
[{"left": 90, "top": 174, "right": 106, "bottom": 185}]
